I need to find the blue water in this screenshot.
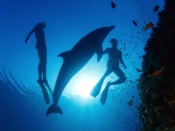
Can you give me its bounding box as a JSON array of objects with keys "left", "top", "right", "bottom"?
[{"left": 0, "top": 0, "right": 165, "bottom": 131}]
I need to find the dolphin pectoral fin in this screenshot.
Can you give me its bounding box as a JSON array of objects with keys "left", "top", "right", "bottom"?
[{"left": 46, "top": 104, "right": 63, "bottom": 116}]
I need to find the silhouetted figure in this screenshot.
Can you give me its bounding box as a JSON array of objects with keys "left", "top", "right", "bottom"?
[
  {"left": 91, "top": 38, "right": 126, "bottom": 104},
  {"left": 25, "top": 22, "right": 50, "bottom": 87}
]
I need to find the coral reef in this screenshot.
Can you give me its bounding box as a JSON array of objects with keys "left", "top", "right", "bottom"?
[{"left": 139, "top": 0, "right": 175, "bottom": 130}]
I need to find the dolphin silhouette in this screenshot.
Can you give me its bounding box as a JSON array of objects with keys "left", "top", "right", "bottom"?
[{"left": 46, "top": 26, "right": 115, "bottom": 116}]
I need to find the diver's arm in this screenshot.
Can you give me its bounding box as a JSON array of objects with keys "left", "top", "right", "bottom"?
[
  {"left": 119, "top": 51, "right": 127, "bottom": 69},
  {"left": 25, "top": 27, "right": 35, "bottom": 43}
]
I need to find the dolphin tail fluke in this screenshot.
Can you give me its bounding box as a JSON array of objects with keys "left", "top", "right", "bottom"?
[{"left": 46, "top": 104, "right": 63, "bottom": 116}]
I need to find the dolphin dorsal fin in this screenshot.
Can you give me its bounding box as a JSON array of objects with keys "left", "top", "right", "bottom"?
[{"left": 57, "top": 50, "right": 72, "bottom": 60}]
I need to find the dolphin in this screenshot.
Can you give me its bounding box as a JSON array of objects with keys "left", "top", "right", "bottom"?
[{"left": 46, "top": 26, "right": 115, "bottom": 116}]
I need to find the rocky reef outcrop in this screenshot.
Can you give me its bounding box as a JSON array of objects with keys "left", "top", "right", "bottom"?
[{"left": 139, "top": 0, "right": 175, "bottom": 130}]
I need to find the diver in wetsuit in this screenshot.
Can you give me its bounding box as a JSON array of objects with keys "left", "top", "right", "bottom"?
[
  {"left": 25, "top": 22, "right": 50, "bottom": 88},
  {"left": 91, "top": 38, "right": 126, "bottom": 104}
]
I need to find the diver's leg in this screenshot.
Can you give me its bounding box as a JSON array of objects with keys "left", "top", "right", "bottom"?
[
  {"left": 37, "top": 47, "right": 43, "bottom": 83},
  {"left": 37, "top": 61, "right": 43, "bottom": 83},
  {"left": 37, "top": 47, "right": 46, "bottom": 83},
  {"left": 38, "top": 46, "right": 47, "bottom": 82},
  {"left": 100, "top": 68, "right": 126, "bottom": 104},
  {"left": 41, "top": 60, "right": 48, "bottom": 84},
  {"left": 90, "top": 69, "right": 111, "bottom": 97},
  {"left": 42, "top": 61, "right": 52, "bottom": 94},
  {"left": 42, "top": 47, "right": 47, "bottom": 82},
  {"left": 41, "top": 47, "right": 52, "bottom": 94},
  {"left": 111, "top": 68, "right": 126, "bottom": 85}
]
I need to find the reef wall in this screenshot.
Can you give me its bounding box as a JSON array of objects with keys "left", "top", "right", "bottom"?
[{"left": 139, "top": 0, "right": 175, "bottom": 131}]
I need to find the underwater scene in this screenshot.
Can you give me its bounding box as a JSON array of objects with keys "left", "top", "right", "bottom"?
[{"left": 2, "top": 0, "right": 175, "bottom": 131}]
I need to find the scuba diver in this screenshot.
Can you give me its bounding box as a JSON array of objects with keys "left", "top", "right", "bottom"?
[
  {"left": 91, "top": 38, "right": 126, "bottom": 104},
  {"left": 25, "top": 22, "right": 52, "bottom": 94}
]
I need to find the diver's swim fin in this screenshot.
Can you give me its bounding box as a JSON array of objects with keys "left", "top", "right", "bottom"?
[
  {"left": 100, "top": 82, "right": 111, "bottom": 105},
  {"left": 37, "top": 80, "right": 50, "bottom": 104},
  {"left": 46, "top": 104, "right": 63, "bottom": 116},
  {"left": 90, "top": 80, "right": 103, "bottom": 97},
  {"left": 43, "top": 80, "right": 53, "bottom": 95}
]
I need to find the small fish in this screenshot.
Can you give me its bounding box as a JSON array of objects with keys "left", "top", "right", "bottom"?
[
  {"left": 132, "top": 20, "right": 138, "bottom": 26},
  {"left": 144, "top": 22, "right": 154, "bottom": 30},
  {"left": 135, "top": 68, "right": 142, "bottom": 72},
  {"left": 110, "top": 1, "right": 116, "bottom": 9},
  {"left": 128, "top": 99, "right": 133, "bottom": 106},
  {"left": 147, "top": 66, "right": 165, "bottom": 77},
  {"left": 154, "top": 5, "right": 159, "bottom": 12}
]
